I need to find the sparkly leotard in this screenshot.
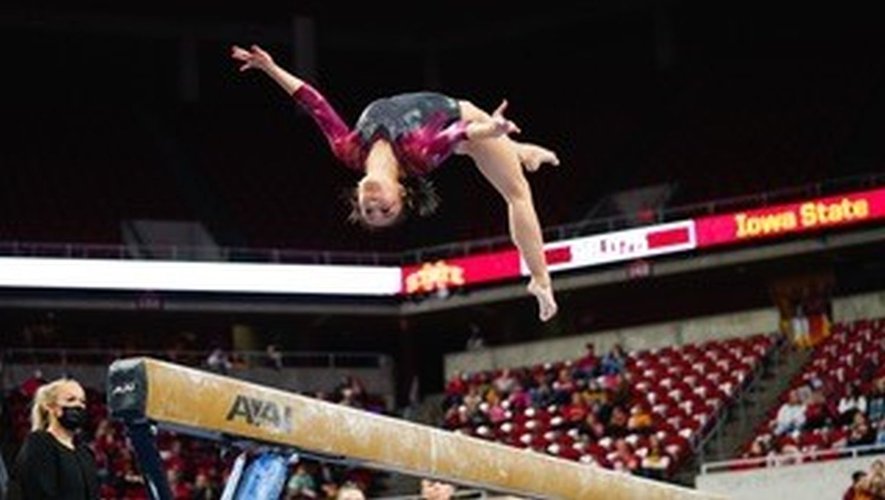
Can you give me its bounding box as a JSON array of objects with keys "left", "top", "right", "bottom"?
[{"left": 292, "top": 85, "right": 470, "bottom": 176}]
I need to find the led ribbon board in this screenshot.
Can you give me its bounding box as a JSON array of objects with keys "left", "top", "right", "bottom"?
[
  {"left": 695, "top": 187, "right": 885, "bottom": 247},
  {"left": 0, "top": 257, "right": 401, "bottom": 296},
  {"left": 1, "top": 189, "right": 881, "bottom": 296}
]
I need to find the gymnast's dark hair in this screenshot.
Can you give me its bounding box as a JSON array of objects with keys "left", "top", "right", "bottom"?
[
  {"left": 345, "top": 176, "right": 441, "bottom": 228},
  {"left": 401, "top": 176, "right": 441, "bottom": 218}
]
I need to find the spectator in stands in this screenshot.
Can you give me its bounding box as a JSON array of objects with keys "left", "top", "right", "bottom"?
[
  {"left": 493, "top": 368, "right": 517, "bottom": 395},
  {"left": 343, "top": 468, "right": 373, "bottom": 496},
  {"left": 159, "top": 438, "right": 186, "bottom": 475},
  {"left": 575, "top": 343, "right": 600, "bottom": 378},
  {"left": 8, "top": 378, "right": 99, "bottom": 499},
  {"left": 627, "top": 403, "right": 653, "bottom": 435},
  {"left": 876, "top": 418, "right": 885, "bottom": 446},
  {"left": 266, "top": 344, "right": 284, "bottom": 371},
  {"left": 584, "top": 379, "right": 609, "bottom": 408},
  {"left": 231, "top": 43, "right": 561, "bottom": 323},
  {"left": 741, "top": 436, "right": 773, "bottom": 465},
  {"left": 610, "top": 438, "right": 639, "bottom": 474},
  {"left": 462, "top": 385, "right": 482, "bottom": 413},
  {"left": 286, "top": 462, "right": 318, "bottom": 499},
  {"left": 333, "top": 376, "right": 368, "bottom": 409},
  {"left": 166, "top": 469, "right": 191, "bottom": 498},
  {"left": 839, "top": 384, "right": 868, "bottom": 427},
  {"left": 579, "top": 412, "right": 607, "bottom": 442},
  {"left": 335, "top": 482, "right": 365, "bottom": 500},
  {"left": 562, "top": 392, "right": 589, "bottom": 424},
  {"left": 803, "top": 388, "right": 835, "bottom": 430},
  {"left": 860, "top": 357, "right": 878, "bottom": 387},
  {"left": 444, "top": 372, "right": 468, "bottom": 408},
  {"left": 206, "top": 347, "right": 233, "bottom": 375},
  {"left": 507, "top": 381, "right": 533, "bottom": 411},
  {"left": 191, "top": 470, "right": 220, "bottom": 500},
  {"left": 843, "top": 470, "right": 867, "bottom": 500},
  {"left": 856, "top": 459, "right": 884, "bottom": 499},
  {"left": 319, "top": 481, "right": 340, "bottom": 500},
  {"left": 847, "top": 412, "right": 875, "bottom": 448},
  {"left": 444, "top": 404, "right": 471, "bottom": 431},
  {"left": 420, "top": 479, "right": 455, "bottom": 500},
  {"left": 773, "top": 390, "right": 806, "bottom": 436},
  {"left": 639, "top": 435, "right": 671, "bottom": 480},
  {"left": 600, "top": 345, "right": 626, "bottom": 376},
  {"left": 551, "top": 367, "right": 577, "bottom": 404},
  {"left": 528, "top": 373, "right": 554, "bottom": 408},
  {"left": 607, "top": 406, "right": 629, "bottom": 438},
  {"left": 609, "top": 374, "right": 633, "bottom": 410},
  {"left": 316, "top": 465, "right": 344, "bottom": 499},
  {"left": 793, "top": 381, "right": 813, "bottom": 406},
  {"left": 866, "top": 377, "right": 885, "bottom": 423},
  {"left": 484, "top": 389, "right": 508, "bottom": 424}
]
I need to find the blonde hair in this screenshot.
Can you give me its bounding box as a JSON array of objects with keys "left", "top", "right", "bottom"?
[
  {"left": 30, "top": 378, "right": 76, "bottom": 432},
  {"left": 336, "top": 483, "right": 366, "bottom": 500}
]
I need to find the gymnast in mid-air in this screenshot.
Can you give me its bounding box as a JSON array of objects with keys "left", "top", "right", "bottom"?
[{"left": 231, "top": 44, "right": 561, "bottom": 321}]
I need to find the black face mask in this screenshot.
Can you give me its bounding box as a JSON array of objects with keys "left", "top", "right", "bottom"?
[{"left": 57, "top": 406, "right": 87, "bottom": 431}]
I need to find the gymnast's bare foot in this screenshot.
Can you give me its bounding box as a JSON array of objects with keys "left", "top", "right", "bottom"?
[
  {"left": 517, "top": 143, "right": 560, "bottom": 172},
  {"left": 528, "top": 278, "right": 558, "bottom": 322}
]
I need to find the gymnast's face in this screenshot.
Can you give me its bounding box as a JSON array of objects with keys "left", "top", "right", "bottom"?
[{"left": 357, "top": 177, "right": 404, "bottom": 227}]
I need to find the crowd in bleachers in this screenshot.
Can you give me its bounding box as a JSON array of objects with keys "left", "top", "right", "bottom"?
[
  {"left": 740, "top": 317, "right": 885, "bottom": 467},
  {"left": 442, "top": 334, "right": 778, "bottom": 481},
  {"left": 4, "top": 317, "right": 884, "bottom": 495}
]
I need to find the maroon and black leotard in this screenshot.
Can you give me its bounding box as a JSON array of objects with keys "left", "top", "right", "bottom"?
[{"left": 292, "top": 84, "right": 471, "bottom": 176}]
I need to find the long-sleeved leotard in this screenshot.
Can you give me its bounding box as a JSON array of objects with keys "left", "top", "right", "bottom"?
[{"left": 292, "top": 84, "right": 471, "bottom": 176}]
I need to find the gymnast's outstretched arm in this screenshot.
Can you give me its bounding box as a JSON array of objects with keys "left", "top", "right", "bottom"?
[{"left": 231, "top": 44, "right": 360, "bottom": 166}]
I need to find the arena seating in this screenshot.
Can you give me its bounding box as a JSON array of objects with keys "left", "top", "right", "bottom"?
[
  {"left": 738, "top": 317, "right": 885, "bottom": 466},
  {"left": 442, "top": 333, "right": 778, "bottom": 479}
]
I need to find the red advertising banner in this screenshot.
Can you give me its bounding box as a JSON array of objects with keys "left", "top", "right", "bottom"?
[
  {"left": 401, "top": 220, "right": 696, "bottom": 295},
  {"left": 401, "top": 250, "right": 521, "bottom": 295},
  {"left": 695, "top": 187, "right": 885, "bottom": 247},
  {"left": 401, "top": 188, "right": 885, "bottom": 295},
  {"left": 528, "top": 220, "right": 696, "bottom": 275}
]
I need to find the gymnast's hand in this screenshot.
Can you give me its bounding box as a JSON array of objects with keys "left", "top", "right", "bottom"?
[
  {"left": 231, "top": 44, "right": 275, "bottom": 72},
  {"left": 466, "top": 99, "right": 522, "bottom": 140},
  {"left": 490, "top": 99, "right": 522, "bottom": 136}
]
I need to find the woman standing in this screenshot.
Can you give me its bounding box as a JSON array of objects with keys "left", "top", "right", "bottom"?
[{"left": 9, "top": 379, "right": 98, "bottom": 500}]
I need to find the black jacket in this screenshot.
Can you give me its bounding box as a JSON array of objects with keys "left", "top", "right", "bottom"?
[{"left": 8, "top": 431, "right": 98, "bottom": 500}]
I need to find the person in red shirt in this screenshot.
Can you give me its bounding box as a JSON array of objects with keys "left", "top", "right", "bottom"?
[
  {"left": 611, "top": 438, "right": 639, "bottom": 474},
  {"left": 843, "top": 470, "right": 867, "bottom": 500},
  {"left": 563, "top": 392, "right": 589, "bottom": 424},
  {"left": 231, "top": 44, "right": 561, "bottom": 322}
]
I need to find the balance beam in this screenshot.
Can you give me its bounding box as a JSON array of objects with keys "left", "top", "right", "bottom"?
[{"left": 107, "top": 357, "right": 723, "bottom": 499}]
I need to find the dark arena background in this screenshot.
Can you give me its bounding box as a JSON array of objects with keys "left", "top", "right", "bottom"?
[{"left": 1, "top": 1, "right": 884, "bottom": 499}]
